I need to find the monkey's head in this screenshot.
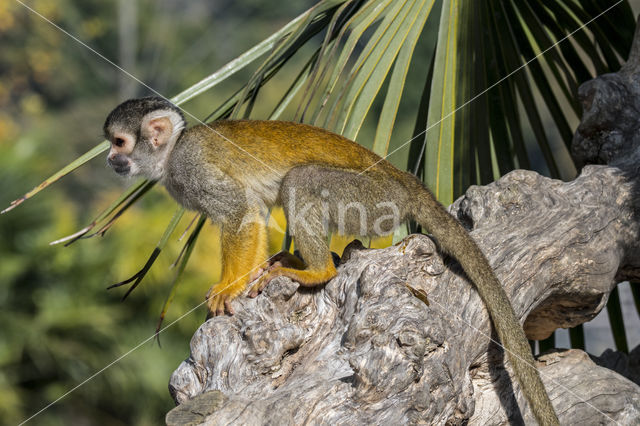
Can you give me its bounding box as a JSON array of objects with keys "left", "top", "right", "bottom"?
[{"left": 103, "top": 97, "right": 185, "bottom": 181}]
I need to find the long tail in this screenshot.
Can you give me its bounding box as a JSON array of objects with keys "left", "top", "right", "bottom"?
[{"left": 410, "top": 183, "right": 558, "bottom": 425}]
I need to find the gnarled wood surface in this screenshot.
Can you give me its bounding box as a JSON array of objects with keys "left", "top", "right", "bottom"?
[{"left": 166, "top": 19, "right": 640, "bottom": 426}]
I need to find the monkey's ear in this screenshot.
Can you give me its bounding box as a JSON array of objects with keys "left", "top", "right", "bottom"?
[
  {"left": 141, "top": 109, "right": 184, "bottom": 148},
  {"left": 142, "top": 115, "right": 173, "bottom": 148}
]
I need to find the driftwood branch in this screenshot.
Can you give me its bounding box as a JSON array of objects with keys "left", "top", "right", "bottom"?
[{"left": 166, "top": 19, "right": 640, "bottom": 426}]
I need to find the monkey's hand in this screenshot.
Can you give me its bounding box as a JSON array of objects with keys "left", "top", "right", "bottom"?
[
  {"left": 205, "top": 258, "right": 273, "bottom": 316},
  {"left": 206, "top": 256, "right": 275, "bottom": 316},
  {"left": 206, "top": 281, "right": 244, "bottom": 317}
]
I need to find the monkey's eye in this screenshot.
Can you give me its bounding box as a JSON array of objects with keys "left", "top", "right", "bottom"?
[{"left": 114, "top": 137, "right": 125, "bottom": 147}]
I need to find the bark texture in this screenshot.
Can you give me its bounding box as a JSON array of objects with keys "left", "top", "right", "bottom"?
[{"left": 166, "top": 19, "right": 640, "bottom": 426}]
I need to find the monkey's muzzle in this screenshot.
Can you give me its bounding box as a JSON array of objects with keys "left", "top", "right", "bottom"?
[{"left": 107, "top": 154, "right": 131, "bottom": 176}]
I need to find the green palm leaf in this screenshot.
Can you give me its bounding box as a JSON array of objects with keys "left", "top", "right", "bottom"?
[
  {"left": 372, "top": 0, "right": 434, "bottom": 155},
  {"left": 424, "top": 0, "right": 460, "bottom": 205}
]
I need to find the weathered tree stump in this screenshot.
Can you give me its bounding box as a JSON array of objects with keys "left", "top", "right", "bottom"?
[{"left": 166, "top": 19, "right": 640, "bottom": 426}]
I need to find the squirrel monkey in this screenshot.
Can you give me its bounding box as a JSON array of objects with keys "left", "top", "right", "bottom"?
[{"left": 104, "top": 97, "right": 557, "bottom": 425}]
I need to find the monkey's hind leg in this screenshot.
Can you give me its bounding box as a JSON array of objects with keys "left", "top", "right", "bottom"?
[
  {"left": 207, "top": 211, "right": 267, "bottom": 316},
  {"left": 251, "top": 168, "right": 342, "bottom": 294},
  {"left": 251, "top": 164, "right": 409, "bottom": 294}
]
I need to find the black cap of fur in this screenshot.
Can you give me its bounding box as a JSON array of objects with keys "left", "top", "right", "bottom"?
[{"left": 103, "top": 96, "right": 185, "bottom": 137}]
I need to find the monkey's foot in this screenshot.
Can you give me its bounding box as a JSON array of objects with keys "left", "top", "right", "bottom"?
[
  {"left": 268, "top": 251, "right": 305, "bottom": 269},
  {"left": 249, "top": 263, "right": 337, "bottom": 298},
  {"left": 248, "top": 252, "right": 305, "bottom": 297},
  {"left": 248, "top": 261, "right": 283, "bottom": 297}
]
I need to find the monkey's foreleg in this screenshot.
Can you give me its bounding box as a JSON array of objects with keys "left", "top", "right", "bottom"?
[{"left": 207, "top": 212, "right": 267, "bottom": 316}]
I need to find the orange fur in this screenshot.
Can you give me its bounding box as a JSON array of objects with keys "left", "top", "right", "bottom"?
[{"left": 207, "top": 211, "right": 267, "bottom": 316}]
